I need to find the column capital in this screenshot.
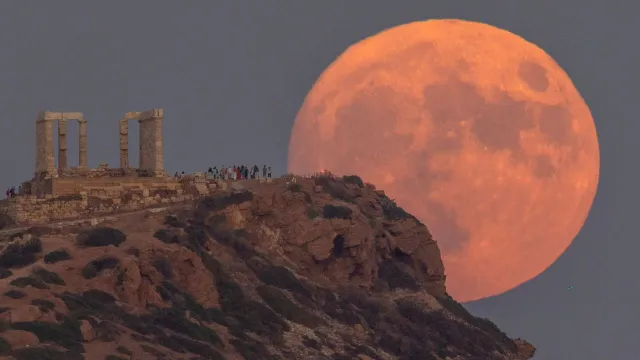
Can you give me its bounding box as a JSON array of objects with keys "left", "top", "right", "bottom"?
[{"left": 139, "top": 108, "right": 164, "bottom": 121}]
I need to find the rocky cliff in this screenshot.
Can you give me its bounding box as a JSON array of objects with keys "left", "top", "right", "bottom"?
[{"left": 0, "top": 174, "right": 535, "bottom": 359}]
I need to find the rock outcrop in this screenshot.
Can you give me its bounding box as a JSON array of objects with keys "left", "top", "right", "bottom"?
[{"left": 0, "top": 174, "right": 535, "bottom": 359}]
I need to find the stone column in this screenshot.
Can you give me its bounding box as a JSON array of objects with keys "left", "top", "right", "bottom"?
[
  {"left": 35, "top": 120, "right": 46, "bottom": 174},
  {"left": 152, "top": 112, "right": 164, "bottom": 173},
  {"left": 139, "top": 119, "right": 147, "bottom": 169},
  {"left": 78, "top": 119, "right": 87, "bottom": 168},
  {"left": 57, "top": 119, "right": 68, "bottom": 170},
  {"left": 119, "top": 119, "right": 129, "bottom": 168},
  {"left": 35, "top": 117, "right": 56, "bottom": 176},
  {"left": 138, "top": 108, "right": 165, "bottom": 176}
]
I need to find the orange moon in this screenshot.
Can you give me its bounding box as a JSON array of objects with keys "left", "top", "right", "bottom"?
[{"left": 287, "top": 19, "right": 600, "bottom": 302}]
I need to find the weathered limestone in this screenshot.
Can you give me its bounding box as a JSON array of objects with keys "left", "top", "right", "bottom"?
[
  {"left": 138, "top": 108, "right": 165, "bottom": 176},
  {"left": 35, "top": 113, "right": 56, "bottom": 176}
]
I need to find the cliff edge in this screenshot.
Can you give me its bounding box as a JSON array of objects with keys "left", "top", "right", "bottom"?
[{"left": 0, "top": 174, "right": 535, "bottom": 359}]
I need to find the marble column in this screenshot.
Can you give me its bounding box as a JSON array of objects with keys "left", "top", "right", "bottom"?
[
  {"left": 152, "top": 113, "right": 164, "bottom": 173},
  {"left": 35, "top": 120, "right": 46, "bottom": 174},
  {"left": 78, "top": 119, "right": 87, "bottom": 168},
  {"left": 57, "top": 119, "right": 68, "bottom": 170},
  {"left": 35, "top": 118, "right": 56, "bottom": 175},
  {"left": 119, "top": 119, "right": 129, "bottom": 168},
  {"left": 138, "top": 108, "right": 165, "bottom": 176}
]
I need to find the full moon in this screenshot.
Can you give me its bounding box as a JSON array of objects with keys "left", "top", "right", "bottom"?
[{"left": 287, "top": 19, "right": 600, "bottom": 302}]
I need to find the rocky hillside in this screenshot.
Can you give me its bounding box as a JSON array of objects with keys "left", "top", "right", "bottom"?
[{"left": 0, "top": 174, "right": 535, "bottom": 360}]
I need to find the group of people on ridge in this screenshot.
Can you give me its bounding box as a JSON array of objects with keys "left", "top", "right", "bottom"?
[
  {"left": 207, "top": 165, "right": 271, "bottom": 180},
  {"left": 4, "top": 186, "right": 16, "bottom": 199},
  {"left": 173, "top": 165, "right": 272, "bottom": 180}
]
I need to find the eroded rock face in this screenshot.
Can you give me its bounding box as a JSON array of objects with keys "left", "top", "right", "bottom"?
[
  {"left": 203, "top": 176, "right": 447, "bottom": 298},
  {"left": 0, "top": 175, "right": 534, "bottom": 360},
  {"left": 106, "top": 241, "right": 220, "bottom": 309}
]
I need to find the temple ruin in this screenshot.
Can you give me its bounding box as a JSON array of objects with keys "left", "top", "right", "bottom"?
[
  {"left": 23, "top": 108, "right": 171, "bottom": 197},
  {"left": 118, "top": 109, "right": 165, "bottom": 175},
  {"left": 35, "top": 111, "right": 87, "bottom": 176},
  {"left": 34, "top": 109, "right": 165, "bottom": 178},
  {"left": 0, "top": 108, "right": 272, "bottom": 226}
]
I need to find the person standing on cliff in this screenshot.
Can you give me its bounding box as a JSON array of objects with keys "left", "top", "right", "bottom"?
[
  {"left": 262, "top": 165, "right": 267, "bottom": 178},
  {"left": 267, "top": 166, "right": 272, "bottom": 178}
]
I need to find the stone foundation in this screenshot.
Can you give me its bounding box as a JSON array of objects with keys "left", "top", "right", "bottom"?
[{"left": 1, "top": 175, "right": 234, "bottom": 226}]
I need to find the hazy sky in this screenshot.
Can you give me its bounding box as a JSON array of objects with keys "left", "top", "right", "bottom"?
[{"left": 0, "top": 2, "right": 633, "bottom": 359}]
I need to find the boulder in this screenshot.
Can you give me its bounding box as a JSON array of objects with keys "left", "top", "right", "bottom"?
[
  {"left": 1, "top": 330, "right": 39, "bottom": 349},
  {"left": 10, "top": 305, "right": 42, "bottom": 323},
  {"left": 80, "top": 320, "right": 96, "bottom": 342}
]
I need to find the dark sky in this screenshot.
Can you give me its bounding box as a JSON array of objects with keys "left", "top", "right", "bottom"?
[{"left": 0, "top": 2, "right": 632, "bottom": 359}]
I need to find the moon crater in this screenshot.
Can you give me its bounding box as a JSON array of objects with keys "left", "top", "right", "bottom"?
[{"left": 518, "top": 61, "right": 550, "bottom": 92}]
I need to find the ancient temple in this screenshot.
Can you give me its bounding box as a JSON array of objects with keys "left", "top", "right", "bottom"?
[{"left": 22, "top": 108, "right": 178, "bottom": 197}]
